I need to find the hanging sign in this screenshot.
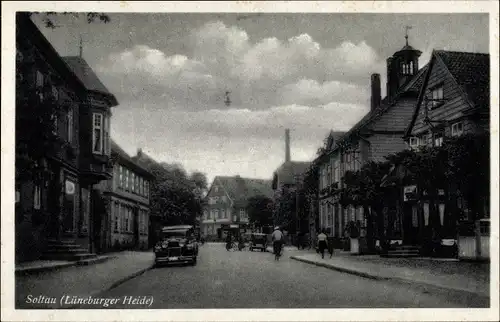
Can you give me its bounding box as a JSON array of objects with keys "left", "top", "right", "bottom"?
[
  {"left": 423, "top": 203, "right": 430, "bottom": 226},
  {"left": 439, "top": 204, "right": 445, "bottom": 226},
  {"left": 65, "top": 180, "right": 75, "bottom": 195},
  {"left": 403, "top": 185, "right": 417, "bottom": 201}
]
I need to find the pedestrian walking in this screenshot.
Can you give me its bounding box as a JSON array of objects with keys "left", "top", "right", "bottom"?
[{"left": 317, "top": 229, "right": 328, "bottom": 259}]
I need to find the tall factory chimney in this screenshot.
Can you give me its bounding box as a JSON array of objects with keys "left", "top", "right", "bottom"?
[{"left": 285, "top": 128, "right": 291, "bottom": 162}]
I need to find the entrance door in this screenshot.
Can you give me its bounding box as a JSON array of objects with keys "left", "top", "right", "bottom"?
[
  {"left": 403, "top": 203, "right": 419, "bottom": 244},
  {"left": 63, "top": 179, "right": 77, "bottom": 237},
  {"left": 134, "top": 208, "right": 140, "bottom": 248}
]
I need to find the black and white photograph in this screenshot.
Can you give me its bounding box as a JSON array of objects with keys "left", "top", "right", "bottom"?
[{"left": 2, "top": 1, "right": 499, "bottom": 321}]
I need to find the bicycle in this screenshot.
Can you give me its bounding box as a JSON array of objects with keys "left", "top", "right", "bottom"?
[
  {"left": 226, "top": 241, "right": 236, "bottom": 251},
  {"left": 274, "top": 242, "right": 283, "bottom": 261}
]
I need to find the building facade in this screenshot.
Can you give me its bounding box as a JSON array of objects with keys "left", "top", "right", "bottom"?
[
  {"left": 316, "top": 38, "right": 427, "bottom": 244},
  {"left": 202, "top": 176, "right": 273, "bottom": 239},
  {"left": 94, "top": 140, "right": 153, "bottom": 252},
  {"left": 15, "top": 14, "right": 118, "bottom": 262},
  {"left": 399, "top": 50, "right": 490, "bottom": 248}
]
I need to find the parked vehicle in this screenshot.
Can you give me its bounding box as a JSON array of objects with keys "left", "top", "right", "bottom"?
[
  {"left": 154, "top": 225, "right": 198, "bottom": 266},
  {"left": 249, "top": 233, "right": 267, "bottom": 252}
]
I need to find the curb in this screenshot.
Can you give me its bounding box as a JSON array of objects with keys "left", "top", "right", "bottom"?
[
  {"left": 15, "top": 255, "right": 117, "bottom": 276},
  {"left": 65, "top": 263, "right": 155, "bottom": 309},
  {"left": 290, "top": 256, "right": 490, "bottom": 300},
  {"left": 95, "top": 263, "right": 155, "bottom": 294},
  {"left": 290, "top": 256, "right": 388, "bottom": 281}
]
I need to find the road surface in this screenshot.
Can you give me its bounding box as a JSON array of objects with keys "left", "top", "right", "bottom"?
[{"left": 73, "top": 243, "right": 486, "bottom": 309}]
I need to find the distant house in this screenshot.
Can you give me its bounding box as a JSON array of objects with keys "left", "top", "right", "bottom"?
[
  {"left": 15, "top": 13, "right": 118, "bottom": 262},
  {"left": 94, "top": 140, "right": 154, "bottom": 252},
  {"left": 315, "top": 37, "right": 428, "bottom": 242},
  {"left": 202, "top": 176, "right": 273, "bottom": 239}
]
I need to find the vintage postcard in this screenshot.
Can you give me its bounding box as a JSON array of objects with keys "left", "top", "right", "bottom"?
[{"left": 1, "top": 1, "right": 499, "bottom": 321}]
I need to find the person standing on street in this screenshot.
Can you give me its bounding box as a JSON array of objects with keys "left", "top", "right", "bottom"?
[{"left": 317, "top": 229, "right": 328, "bottom": 259}]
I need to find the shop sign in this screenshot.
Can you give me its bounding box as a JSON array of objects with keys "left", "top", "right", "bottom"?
[{"left": 403, "top": 185, "right": 417, "bottom": 201}]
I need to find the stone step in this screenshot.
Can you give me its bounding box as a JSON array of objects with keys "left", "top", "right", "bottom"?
[
  {"left": 44, "top": 248, "right": 89, "bottom": 254},
  {"left": 47, "top": 239, "right": 79, "bottom": 245},
  {"left": 41, "top": 253, "right": 97, "bottom": 261},
  {"left": 46, "top": 244, "right": 83, "bottom": 251}
]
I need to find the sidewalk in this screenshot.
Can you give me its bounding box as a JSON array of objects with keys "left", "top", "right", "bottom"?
[
  {"left": 16, "top": 251, "right": 155, "bottom": 309},
  {"left": 290, "top": 251, "right": 490, "bottom": 298}
]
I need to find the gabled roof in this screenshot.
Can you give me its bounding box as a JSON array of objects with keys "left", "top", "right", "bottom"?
[
  {"left": 214, "top": 176, "right": 273, "bottom": 205},
  {"left": 274, "top": 161, "right": 311, "bottom": 186},
  {"left": 333, "top": 64, "right": 428, "bottom": 149},
  {"left": 111, "top": 139, "right": 153, "bottom": 178},
  {"left": 62, "top": 56, "right": 118, "bottom": 106},
  {"left": 435, "top": 50, "right": 489, "bottom": 110},
  {"left": 404, "top": 50, "right": 490, "bottom": 137},
  {"left": 17, "top": 13, "right": 86, "bottom": 94}
]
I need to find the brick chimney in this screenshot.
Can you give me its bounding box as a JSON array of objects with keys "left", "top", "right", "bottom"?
[
  {"left": 285, "top": 129, "right": 291, "bottom": 162},
  {"left": 371, "top": 73, "right": 381, "bottom": 111}
]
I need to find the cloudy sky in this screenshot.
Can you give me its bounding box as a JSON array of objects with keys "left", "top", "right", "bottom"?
[{"left": 31, "top": 12, "right": 489, "bottom": 183}]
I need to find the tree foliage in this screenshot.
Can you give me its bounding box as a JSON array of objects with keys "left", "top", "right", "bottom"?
[
  {"left": 139, "top": 159, "right": 208, "bottom": 226},
  {"left": 247, "top": 195, "right": 274, "bottom": 228},
  {"left": 28, "top": 12, "right": 111, "bottom": 29}
]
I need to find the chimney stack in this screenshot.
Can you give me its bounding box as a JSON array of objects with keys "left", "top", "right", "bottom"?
[
  {"left": 371, "top": 73, "right": 381, "bottom": 111},
  {"left": 285, "top": 129, "right": 291, "bottom": 162}
]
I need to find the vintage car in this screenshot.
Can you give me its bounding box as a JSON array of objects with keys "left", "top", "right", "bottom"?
[
  {"left": 249, "top": 233, "right": 268, "bottom": 252},
  {"left": 154, "top": 225, "right": 199, "bottom": 266}
]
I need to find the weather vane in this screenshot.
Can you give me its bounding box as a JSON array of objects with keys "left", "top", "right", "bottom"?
[{"left": 405, "top": 25, "right": 413, "bottom": 46}]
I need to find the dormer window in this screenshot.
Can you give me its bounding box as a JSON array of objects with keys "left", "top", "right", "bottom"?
[
  {"left": 430, "top": 84, "right": 444, "bottom": 109},
  {"left": 451, "top": 122, "right": 464, "bottom": 137},
  {"left": 408, "top": 137, "right": 420, "bottom": 149}
]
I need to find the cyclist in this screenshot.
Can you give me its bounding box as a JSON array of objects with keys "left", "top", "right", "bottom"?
[
  {"left": 271, "top": 226, "right": 284, "bottom": 259},
  {"left": 225, "top": 232, "right": 233, "bottom": 251}
]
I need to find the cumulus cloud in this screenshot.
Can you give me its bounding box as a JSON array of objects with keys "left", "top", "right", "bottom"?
[{"left": 99, "top": 20, "right": 381, "bottom": 111}]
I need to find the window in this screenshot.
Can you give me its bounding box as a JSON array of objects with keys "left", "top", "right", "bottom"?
[
  {"left": 33, "top": 184, "right": 41, "bottom": 210},
  {"left": 136, "top": 176, "right": 140, "bottom": 193},
  {"left": 239, "top": 209, "right": 245, "bottom": 220},
  {"left": 92, "top": 113, "right": 103, "bottom": 154},
  {"left": 119, "top": 166, "right": 123, "bottom": 188},
  {"left": 51, "top": 113, "right": 58, "bottom": 136},
  {"left": 409, "top": 137, "right": 419, "bottom": 149},
  {"left": 52, "top": 85, "right": 59, "bottom": 101},
  {"left": 434, "top": 132, "right": 444, "bottom": 147},
  {"left": 431, "top": 85, "right": 444, "bottom": 108},
  {"left": 36, "top": 71, "right": 44, "bottom": 100},
  {"left": 125, "top": 169, "right": 129, "bottom": 190},
  {"left": 221, "top": 195, "right": 227, "bottom": 202},
  {"left": 203, "top": 210, "right": 208, "bottom": 220},
  {"left": 66, "top": 107, "right": 73, "bottom": 143},
  {"left": 214, "top": 209, "right": 219, "bottom": 219},
  {"left": 145, "top": 181, "right": 149, "bottom": 198},
  {"left": 334, "top": 160, "right": 340, "bottom": 183},
  {"left": 104, "top": 116, "right": 110, "bottom": 155},
  {"left": 221, "top": 209, "right": 225, "bottom": 219},
  {"left": 131, "top": 173, "right": 135, "bottom": 193},
  {"left": 114, "top": 202, "right": 120, "bottom": 232},
  {"left": 214, "top": 186, "right": 219, "bottom": 193},
  {"left": 214, "top": 196, "right": 219, "bottom": 203},
  {"left": 451, "top": 122, "right": 464, "bottom": 137}
]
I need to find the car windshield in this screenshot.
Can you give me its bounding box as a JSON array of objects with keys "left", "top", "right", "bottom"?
[{"left": 161, "top": 230, "right": 188, "bottom": 239}]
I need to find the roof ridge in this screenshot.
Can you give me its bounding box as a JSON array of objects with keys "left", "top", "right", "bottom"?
[{"left": 435, "top": 49, "right": 489, "bottom": 56}]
